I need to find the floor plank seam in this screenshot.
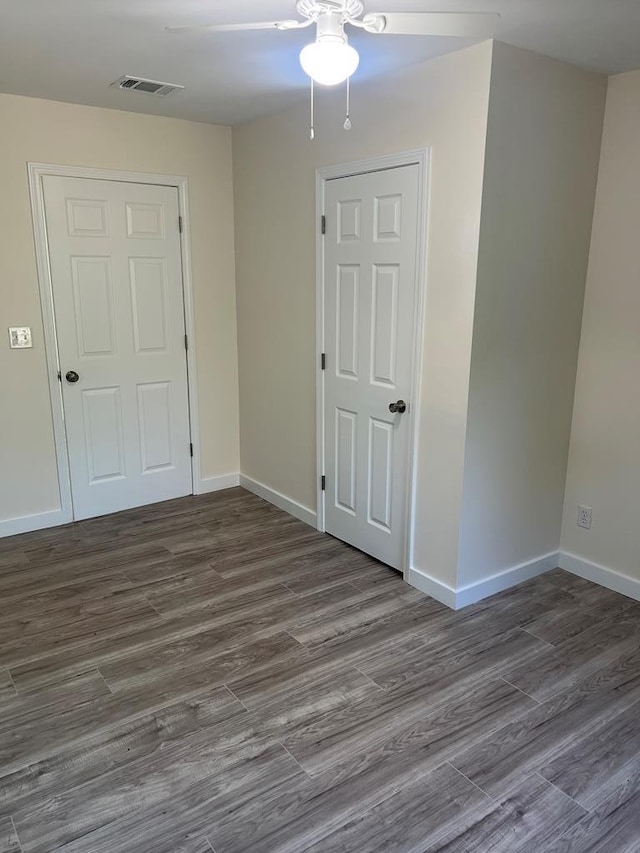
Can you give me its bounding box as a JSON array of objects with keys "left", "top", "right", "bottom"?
[
  {"left": 278, "top": 740, "right": 314, "bottom": 778},
  {"left": 118, "top": 568, "right": 139, "bottom": 587},
  {"left": 499, "top": 675, "right": 541, "bottom": 704},
  {"left": 112, "top": 570, "right": 136, "bottom": 590},
  {"left": 351, "top": 663, "right": 386, "bottom": 692},
  {"left": 223, "top": 682, "right": 248, "bottom": 708},
  {"left": 445, "top": 761, "right": 496, "bottom": 803},
  {"left": 519, "top": 626, "right": 558, "bottom": 649},
  {"left": 534, "top": 771, "right": 592, "bottom": 814},
  {"left": 282, "top": 628, "right": 313, "bottom": 650},
  {"left": 142, "top": 597, "right": 165, "bottom": 619},
  {"left": 96, "top": 665, "right": 114, "bottom": 694},
  {"left": 10, "top": 815, "right": 23, "bottom": 853},
  {"left": 277, "top": 580, "right": 299, "bottom": 598},
  {"left": 5, "top": 667, "right": 19, "bottom": 699}
]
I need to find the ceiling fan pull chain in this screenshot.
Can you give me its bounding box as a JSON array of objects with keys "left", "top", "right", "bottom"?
[
  {"left": 310, "top": 78, "right": 315, "bottom": 140},
  {"left": 344, "top": 76, "right": 352, "bottom": 131}
]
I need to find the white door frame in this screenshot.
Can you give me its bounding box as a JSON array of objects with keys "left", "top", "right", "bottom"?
[
  {"left": 315, "top": 148, "right": 430, "bottom": 578},
  {"left": 28, "top": 162, "right": 202, "bottom": 525}
]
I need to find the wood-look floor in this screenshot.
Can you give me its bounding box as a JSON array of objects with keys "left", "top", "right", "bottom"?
[{"left": 0, "top": 488, "right": 639, "bottom": 852}]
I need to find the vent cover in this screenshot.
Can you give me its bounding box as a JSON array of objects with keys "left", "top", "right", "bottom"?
[{"left": 111, "top": 76, "right": 184, "bottom": 97}]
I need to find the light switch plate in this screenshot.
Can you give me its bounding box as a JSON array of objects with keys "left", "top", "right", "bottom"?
[{"left": 8, "top": 327, "right": 33, "bottom": 349}]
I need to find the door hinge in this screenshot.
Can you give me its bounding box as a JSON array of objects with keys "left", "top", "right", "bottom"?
[
  {"left": 321, "top": 475, "right": 326, "bottom": 491},
  {"left": 184, "top": 333, "right": 188, "bottom": 351},
  {"left": 321, "top": 353, "right": 326, "bottom": 370},
  {"left": 178, "top": 215, "right": 183, "bottom": 234},
  {"left": 190, "top": 443, "right": 194, "bottom": 458},
  {"left": 321, "top": 214, "right": 326, "bottom": 235}
]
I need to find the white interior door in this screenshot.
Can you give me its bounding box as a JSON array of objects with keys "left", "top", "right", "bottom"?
[
  {"left": 42, "top": 176, "right": 192, "bottom": 520},
  {"left": 323, "top": 164, "right": 420, "bottom": 569}
]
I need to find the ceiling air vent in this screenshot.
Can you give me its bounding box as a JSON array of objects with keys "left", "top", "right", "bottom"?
[{"left": 111, "top": 76, "right": 184, "bottom": 97}]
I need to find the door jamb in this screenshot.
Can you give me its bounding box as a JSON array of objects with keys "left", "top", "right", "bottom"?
[
  {"left": 315, "top": 149, "right": 430, "bottom": 578},
  {"left": 28, "top": 162, "right": 202, "bottom": 524}
]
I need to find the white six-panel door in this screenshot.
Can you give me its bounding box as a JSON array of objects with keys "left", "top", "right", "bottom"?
[
  {"left": 42, "top": 176, "right": 192, "bottom": 520},
  {"left": 323, "top": 164, "right": 420, "bottom": 569}
]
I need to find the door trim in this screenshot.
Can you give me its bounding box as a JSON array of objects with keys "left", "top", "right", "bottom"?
[
  {"left": 28, "top": 162, "right": 201, "bottom": 524},
  {"left": 315, "top": 149, "right": 430, "bottom": 578}
]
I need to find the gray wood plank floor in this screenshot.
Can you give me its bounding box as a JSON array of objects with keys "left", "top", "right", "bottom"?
[{"left": 0, "top": 487, "right": 639, "bottom": 852}]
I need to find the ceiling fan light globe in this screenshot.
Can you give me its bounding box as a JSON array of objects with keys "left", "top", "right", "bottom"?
[{"left": 300, "top": 40, "right": 359, "bottom": 86}]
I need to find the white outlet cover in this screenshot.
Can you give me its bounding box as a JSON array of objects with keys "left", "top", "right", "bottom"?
[
  {"left": 8, "top": 327, "right": 33, "bottom": 349},
  {"left": 577, "top": 505, "right": 592, "bottom": 530}
]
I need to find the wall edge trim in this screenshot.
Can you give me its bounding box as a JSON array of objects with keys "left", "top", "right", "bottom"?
[
  {"left": 199, "top": 474, "right": 240, "bottom": 494},
  {"left": 239, "top": 474, "right": 317, "bottom": 528},
  {"left": 409, "top": 550, "right": 559, "bottom": 610},
  {"left": 407, "top": 568, "right": 458, "bottom": 609},
  {"left": 454, "top": 551, "right": 560, "bottom": 608},
  {"left": 0, "top": 508, "right": 71, "bottom": 539},
  {"left": 559, "top": 551, "right": 640, "bottom": 603}
]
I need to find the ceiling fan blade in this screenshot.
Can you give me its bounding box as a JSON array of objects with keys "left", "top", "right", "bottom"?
[
  {"left": 166, "top": 19, "right": 307, "bottom": 34},
  {"left": 362, "top": 12, "right": 500, "bottom": 38}
]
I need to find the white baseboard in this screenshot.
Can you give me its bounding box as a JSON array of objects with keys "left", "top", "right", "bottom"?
[
  {"left": 0, "top": 508, "right": 71, "bottom": 539},
  {"left": 409, "top": 550, "right": 559, "bottom": 610},
  {"left": 454, "top": 551, "right": 560, "bottom": 608},
  {"left": 0, "top": 477, "right": 242, "bottom": 539},
  {"left": 407, "top": 568, "right": 458, "bottom": 609},
  {"left": 559, "top": 551, "right": 640, "bottom": 603},
  {"left": 239, "top": 475, "right": 317, "bottom": 529},
  {"left": 198, "top": 473, "right": 240, "bottom": 494}
]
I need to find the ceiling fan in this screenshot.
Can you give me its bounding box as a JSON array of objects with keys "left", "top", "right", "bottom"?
[{"left": 167, "top": 1, "right": 500, "bottom": 86}]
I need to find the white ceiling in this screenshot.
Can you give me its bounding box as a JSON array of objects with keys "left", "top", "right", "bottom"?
[{"left": 1, "top": 1, "right": 639, "bottom": 126}]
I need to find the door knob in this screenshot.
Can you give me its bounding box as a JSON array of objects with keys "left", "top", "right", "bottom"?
[
  {"left": 65, "top": 370, "right": 80, "bottom": 384},
  {"left": 389, "top": 400, "right": 407, "bottom": 414}
]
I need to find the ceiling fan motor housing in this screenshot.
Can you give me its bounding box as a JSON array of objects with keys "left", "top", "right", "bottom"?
[
  {"left": 317, "top": 11, "right": 349, "bottom": 43},
  {"left": 296, "top": 1, "right": 365, "bottom": 24}
]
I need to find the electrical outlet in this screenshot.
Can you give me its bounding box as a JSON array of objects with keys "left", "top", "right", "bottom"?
[{"left": 577, "top": 505, "right": 592, "bottom": 530}]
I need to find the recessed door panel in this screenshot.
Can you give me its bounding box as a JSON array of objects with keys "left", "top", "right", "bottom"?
[
  {"left": 335, "top": 408, "right": 357, "bottom": 515},
  {"left": 71, "top": 256, "right": 116, "bottom": 358},
  {"left": 370, "top": 265, "right": 399, "bottom": 387},
  {"left": 338, "top": 199, "right": 361, "bottom": 243},
  {"left": 368, "top": 417, "right": 393, "bottom": 532},
  {"left": 130, "top": 258, "right": 169, "bottom": 353},
  {"left": 82, "top": 387, "right": 125, "bottom": 483},
  {"left": 66, "top": 199, "right": 110, "bottom": 237},
  {"left": 126, "top": 202, "right": 165, "bottom": 239},
  {"left": 137, "top": 382, "right": 174, "bottom": 473},
  {"left": 336, "top": 265, "right": 359, "bottom": 380},
  {"left": 374, "top": 194, "right": 402, "bottom": 242}
]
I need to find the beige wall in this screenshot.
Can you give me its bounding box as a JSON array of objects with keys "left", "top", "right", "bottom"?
[
  {"left": 0, "top": 93, "right": 239, "bottom": 525},
  {"left": 458, "top": 44, "right": 606, "bottom": 586},
  {"left": 561, "top": 70, "right": 640, "bottom": 580},
  {"left": 233, "top": 42, "right": 493, "bottom": 588}
]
